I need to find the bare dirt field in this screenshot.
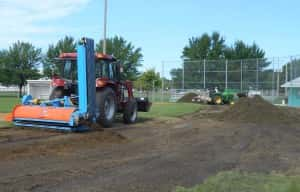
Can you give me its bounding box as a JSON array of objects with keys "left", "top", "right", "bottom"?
[{"left": 0, "top": 100, "right": 300, "bottom": 192}]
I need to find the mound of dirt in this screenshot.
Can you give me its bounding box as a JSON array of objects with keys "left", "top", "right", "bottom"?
[
  {"left": 218, "top": 96, "right": 300, "bottom": 124},
  {"left": 178, "top": 93, "right": 198, "bottom": 103}
]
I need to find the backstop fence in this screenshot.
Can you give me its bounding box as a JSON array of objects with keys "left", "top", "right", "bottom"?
[{"left": 148, "top": 56, "right": 300, "bottom": 103}]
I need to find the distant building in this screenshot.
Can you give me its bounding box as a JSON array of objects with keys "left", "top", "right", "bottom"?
[
  {"left": 27, "top": 79, "right": 52, "bottom": 100},
  {"left": 281, "top": 77, "right": 300, "bottom": 107}
]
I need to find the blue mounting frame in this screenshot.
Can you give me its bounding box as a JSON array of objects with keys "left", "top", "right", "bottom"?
[{"left": 77, "top": 38, "right": 96, "bottom": 118}]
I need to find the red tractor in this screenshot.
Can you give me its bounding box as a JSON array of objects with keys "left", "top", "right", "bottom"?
[{"left": 50, "top": 52, "right": 151, "bottom": 127}]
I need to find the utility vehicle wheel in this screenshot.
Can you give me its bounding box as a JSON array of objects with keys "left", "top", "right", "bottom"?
[
  {"left": 123, "top": 99, "right": 138, "bottom": 124},
  {"left": 214, "top": 96, "right": 222, "bottom": 105},
  {"left": 96, "top": 87, "right": 117, "bottom": 127},
  {"left": 49, "top": 87, "right": 64, "bottom": 100}
]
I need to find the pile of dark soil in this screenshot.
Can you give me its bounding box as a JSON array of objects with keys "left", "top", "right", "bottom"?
[
  {"left": 178, "top": 93, "right": 198, "bottom": 103},
  {"left": 218, "top": 96, "right": 300, "bottom": 124}
]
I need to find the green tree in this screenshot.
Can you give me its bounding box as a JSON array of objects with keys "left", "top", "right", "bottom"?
[
  {"left": 176, "top": 32, "right": 227, "bottom": 89},
  {"left": 224, "top": 40, "right": 266, "bottom": 60},
  {"left": 224, "top": 41, "right": 268, "bottom": 89},
  {"left": 134, "top": 69, "right": 161, "bottom": 91},
  {"left": 96, "top": 36, "right": 143, "bottom": 80},
  {"left": 1, "top": 41, "right": 42, "bottom": 96},
  {"left": 183, "top": 32, "right": 226, "bottom": 60},
  {"left": 0, "top": 50, "right": 11, "bottom": 84},
  {"left": 43, "top": 36, "right": 76, "bottom": 77},
  {"left": 170, "top": 68, "right": 184, "bottom": 89},
  {"left": 171, "top": 32, "right": 268, "bottom": 90}
]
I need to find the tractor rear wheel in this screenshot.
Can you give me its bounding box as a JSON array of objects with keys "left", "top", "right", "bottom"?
[
  {"left": 96, "top": 87, "right": 117, "bottom": 128},
  {"left": 123, "top": 99, "right": 138, "bottom": 124}
]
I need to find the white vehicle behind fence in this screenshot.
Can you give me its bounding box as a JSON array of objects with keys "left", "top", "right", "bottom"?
[{"left": 248, "top": 90, "right": 261, "bottom": 98}]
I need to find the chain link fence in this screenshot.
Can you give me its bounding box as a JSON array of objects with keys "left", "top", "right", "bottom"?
[{"left": 151, "top": 56, "right": 300, "bottom": 103}]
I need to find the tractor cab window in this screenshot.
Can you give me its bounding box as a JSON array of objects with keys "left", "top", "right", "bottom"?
[
  {"left": 58, "top": 60, "right": 77, "bottom": 80},
  {"left": 96, "top": 60, "right": 117, "bottom": 80},
  {"left": 64, "top": 60, "right": 72, "bottom": 77},
  {"left": 109, "top": 63, "right": 115, "bottom": 79}
]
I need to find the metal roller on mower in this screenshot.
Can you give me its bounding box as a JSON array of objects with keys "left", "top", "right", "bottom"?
[{"left": 6, "top": 38, "right": 151, "bottom": 131}]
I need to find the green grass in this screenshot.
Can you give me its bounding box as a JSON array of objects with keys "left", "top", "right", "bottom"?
[
  {"left": 0, "top": 96, "right": 20, "bottom": 113},
  {"left": 139, "top": 102, "right": 201, "bottom": 119},
  {"left": 0, "top": 97, "right": 200, "bottom": 123},
  {"left": 0, "top": 121, "right": 12, "bottom": 128},
  {"left": 0, "top": 91, "right": 18, "bottom": 97},
  {"left": 176, "top": 171, "right": 300, "bottom": 192}
]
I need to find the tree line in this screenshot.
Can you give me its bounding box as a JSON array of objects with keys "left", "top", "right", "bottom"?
[
  {"left": 0, "top": 36, "right": 143, "bottom": 96},
  {"left": 0, "top": 32, "right": 298, "bottom": 97}
]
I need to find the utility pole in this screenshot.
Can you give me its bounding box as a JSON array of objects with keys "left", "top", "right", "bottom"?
[{"left": 103, "top": 0, "right": 108, "bottom": 54}]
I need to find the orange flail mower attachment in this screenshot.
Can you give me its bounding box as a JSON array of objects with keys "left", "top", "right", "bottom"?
[{"left": 11, "top": 105, "right": 76, "bottom": 122}]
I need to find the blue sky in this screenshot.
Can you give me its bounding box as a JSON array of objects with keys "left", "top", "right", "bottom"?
[{"left": 1, "top": 0, "right": 300, "bottom": 73}]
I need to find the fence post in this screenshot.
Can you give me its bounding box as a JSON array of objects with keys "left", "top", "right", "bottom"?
[
  {"left": 240, "top": 60, "right": 243, "bottom": 92},
  {"left": 272, "top": 57, "right": 275, "bottom": 103},
  {"left": 225, "top": 59, "right": 228, "bottom": 89},
  {"left": 285, "top": 58, "right": 288, "bottom": 96},
  {"left": 152, "top": 80, "right": 155, "bottom": 102},
  {"left": 290, "top": 56, "right": 293, "bottom": 81},
  {"left": 277, "top": 57, "right": 280, "bottom": 97},
  {"left": 182, "top": 61, "right": 185, "bottom": 90},
  {"left": 203, "top": 59, "right": 206, "bottom": 89},
  {"left": 256, "top": 58, "right": 259, "bottom": 90},
  {"left": 161, "top": 61, "right": 164, "bottom": 102}
]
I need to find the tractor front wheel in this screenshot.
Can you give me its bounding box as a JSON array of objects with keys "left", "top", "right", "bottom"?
[
  {"left": 123, "top": 99, "right": 138, "bottom": 124},
  {"left": 96, "top": 87, "right": 117, "bottom": 128}
]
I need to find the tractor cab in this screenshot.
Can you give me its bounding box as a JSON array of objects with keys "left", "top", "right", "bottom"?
[
  {"left": 51, "top": 50, "right": 150, "bottom": 121},
  {"left": 51, "top": 52, "right": 120, "bottom": 99}
]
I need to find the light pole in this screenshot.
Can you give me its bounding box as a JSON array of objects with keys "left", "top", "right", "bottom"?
[{"left": 103, "top": 0, "right": 108, "bottom": 54}]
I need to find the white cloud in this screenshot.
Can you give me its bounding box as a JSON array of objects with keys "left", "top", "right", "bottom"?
[{"left": 0, "top": 0, "right": 90, "bottom": 47}]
